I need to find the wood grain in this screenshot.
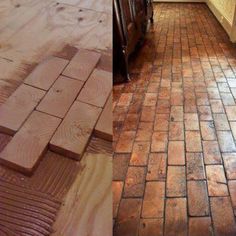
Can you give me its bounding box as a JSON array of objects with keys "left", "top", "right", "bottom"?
[
  {"left": 52, "top": 153, "right": 112, "bottom": 236},
  {"left": 77, "top": 69, "right": 112, "bottom": 108},
  {"left": 0, "top": 111, "right": 61, "bottom": 175},
  {"left": 50, "top": 101, "right": 101, "bottom": 160},
  {"left": 0, "top": 84, "right": 45, "bottom": 135},
  {"left": 24, "top": 56, "right": 68, "bottom": 90},
  {"left": 62, "top": 49, "right": 101, "bottom": 81},
  {"left": 37, "top": 75, "right": 83, "bottom": 118},
  {"left": 94, "top": 94, "right": 112, "bottom": 141}
]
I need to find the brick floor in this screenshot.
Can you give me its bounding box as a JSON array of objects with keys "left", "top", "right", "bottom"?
[{"left": 113, "top": 3, "right": 236, "bottom": 236}]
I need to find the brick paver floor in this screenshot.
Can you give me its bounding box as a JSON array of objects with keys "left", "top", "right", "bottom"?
[{"left": 113, "top": 3, "right": 236, "bottom": 236}]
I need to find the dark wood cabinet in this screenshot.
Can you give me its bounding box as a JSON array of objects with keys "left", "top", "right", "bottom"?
[{"left": 113, "top": 0, "right": 153, "bottom": 82}]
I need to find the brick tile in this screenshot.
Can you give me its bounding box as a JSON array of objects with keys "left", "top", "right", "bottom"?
[
  {"left": 203, "top": 141, "right": 222, "bottom": 164},
  {"left": 207, "top": 87, "right": 220, "bottom": 99},
  {"left": 198, "top": 106, "right": 212, "bottom": 121},
  {"left": 114, "top": 199, "right": 142, "bottom": 236},
  {"left": 200, "top": 121, "right": 216, "bottom": 140},
  {"left": 123, "top": 167, "right": 146, "bottom": 197},
  {"left": 24, "top": 56, "right": 68, "bottom": 90},
  {"left": 50, "top": 101, "right": 101, "bottom": 160},
  {"left": 211, "top": 197, "right": 236, "bottom": 236},
  {"left": 0, "top": 111, "right": 61, "bottom": 175},
  {"left": 156, "top": 100, "right": 170, "bottom": 114},
  {"left": 210, "top": 99, "right": 224, "bottom": 113},
  {"left": 164, "top": 198, "right": 187, "bottom": 236},
  {"left": 223, "top": 153, "right": 236, "bottom": 179},
  {"left": 142, "top": 182, "right": 165, "bottom": 218},
  {"left": 154, "top": 114, "right": 169, "bottom": 131},
  {"left": 230, "top": 122, "right": 236, "bottom": 140},
  {"left": 188, "top": 181, "right": 209, "bottom": 216},
  {"left": 130, "top": 142, "right": 150, "bottom": 166},
  {"left": 170, "top": 106, "right": 183, "bottom": 121},
  {"left": 117, "top": 93, "right": 133, "bottom": 106},
  {"left": 123, "top": 113, "right": 139, "bottom": 131},
  {"left": 115, "top": 131, "right": 136, "bottom": 153},
  {"left": 167, "top": 166, "right": 186, "bottom": 197},
  {"left": 188, "top": 217, "right": 213, "bottom": 236},
  {"left": 213, "top": 113, "right": 230, "bottom": 130},
  {"left": 139, "top": 219, "right": 163, "bottom": 236},
  {"left": 225, "top": 106, "right": 236, "bottom": 121},
  {"left": 168, "top": 141, "right": 185, "bottom": 165},
  {"left": 62, "top": 49, "right": 100, "bottom": 81},
  {"left": 186, "top": 153, "right": 206, "bottom": 180},
  {"left": 217, "top": 131, "right": 236, "bottom": 152},
  {"left": 221, "top": 93, "right": 235, "bottom": 105},
  {"left": 184, "top": 113, "right": 199, "bottom": 130},
  {"left": 113, "top": 181, "right": 123, "bottom": 218},
  {"left": 196, "top": 92, "right": 209, "bottom": 105},
  {"left": 206, "top": 165, "right": 228, "bottom": 196},
  {"left": 77, "top": 69, "right": 112, "bottom": 108},
  {"left": 0, "top": 84, "right": 45, "bottom": 135},
  {"left": 141, "top": 106, "right": 155, "bottom": 122},
  {"left": 143, "top": 93, "right": 157, "bottom": 106},
  {"left": 135, "top": 122, "right": 153, "bottom": 141},
  {"left": 37, "top": 76, "right": 83, "bottom": 118},
  {"left": 151, "top": 132, "right": 168, "bottom": 152},
  {"left": 146, "top": 153, "right": 167, "bottom": 181},
  {"left": 228, "top": 180, "right": 236, "bottom": 215},
  {"left": 186, "top": 131, "right": 202, "bottom": 152},
  {"left": 169, "top": 122, "right": 184, "bottom": 140},
  {"left": 147, "top": 82, "right": 159, "bottom": 93},
  {"left": 113, "top": 154, "right": 130, "bottom": 181}
]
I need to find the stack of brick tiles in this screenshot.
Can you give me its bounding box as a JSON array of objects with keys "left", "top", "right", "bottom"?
[{"left": 0, "top": 48, "right": 112, "bottom": 175}]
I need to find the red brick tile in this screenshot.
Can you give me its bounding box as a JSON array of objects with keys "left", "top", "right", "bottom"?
[
  {"left": 146, "top": 153, "right": 167, "bottom": 181},
  {"left": 62, "top": 49, "right": 100, "bottom": 81},
  {"left": 117, "top": 93, "right": 133, "bottom": 106},
  {"left": 198, "top": 106, "right": 212, "bottom": 121},
  {"left": 164, "top": 198, "right": 187, "bottom": 236},
  {"left": 223, "top": 153, "right": 236, "bottom": 179},
  {"left": 221, "top": 93, "right": 235, "bottom": 105},
  {"left": 139, "top": 219, "right": 163, "bottom": 236},
  {"left": 147, "top": 82, "right": 159, "bottom": 93},
  {"left": 200, "top": 121, "right": 216, "bottom": 140},
  {"left": 154, "top": 114, "right": 169, "bottom": 131},
  {"left": 50, "top": 101, "right": 101, "bottom": 160},
  {"left": 186, "top": 153, "right": 206, "bottom": 180},
  {"left": 141, "top": 106, "right": 156, "bottom": 122},
  {"left": 135, "top": 122, "right": 153, "bottom": 141},
  {"left": 167, "top": 166, "right": 186, "bottom": 197},
  {"left": 186, "top": 131, "right": 202, "bottom": 152},
  {"left": 130, "top": 142, "right": 150, "bottom": 166},
  {"left": 142, "top": 182, "right": 165, "bottom": 218},
  {"left": 0, "top": 84, "right": 45, "bottom": 135},
  {"left": 210, "top": 197, "right": 236, "bottom": 236},
  {"left": 151, "top": 132, "right": 168, "bottom": 152},
  {"left": 230, "top": 121, "right": 236, "bottom": 140},
  {"left": 114, "top": 199, "right": 142, "bottom": 236},
  {"left": 228, "top": 180, "right": 236, "bottom": 215},
  {"left": 115, "top": 131, "right": 136, "bottom": 153},
  {"left": 206, "top": 165, "right": 228, "bottom": 196},
  {"left": 207, "top": 87, "right": 220, "bottom": 99},
  {"left": 213, "top": 113, "right": 230, "bottom": 130},
  {"left": 113, "top": 154, "right": 130, "bottom": 181},
  {"left": 203, "top": 141, "right": 222, "bottom": 164},
  {"left": 184, "top": 113, "right": 199, "bottom": 130},
  {"left": 170, "top": 106, "right": 183, "bottom": 121},
  {"left": 225, "top": 106, "right": 236, "bottom": 121},
  {"left": 188, "top": 181, "right": 209, "bottom": 216},
  {"left": 24, "top": 56, "right": 68, "bottom": 90},
  {"left": 169, "top": 122, "right": 184, "bottom": 140},
  {"left": 156, "top": 100, "right": 170, "bottom": 114},
  {"left": 124, "top": 167, "right": 146, "bottom": 197},
  {"left": 143, "top": 93, "right": 157, "bottom": 106},
  {"left": 188, "top": 217, "right": 213, "bottom": 236},
  {"left": 210, "top": 99, "right": 224, "bottom": 113},
  {"left": 217, "top": 131, "right": 236, "bottom": 152},
  {"left": 168, "top": 141, "right": 185, "bottom": 165},
  {"left": 123, "top": 113, "right": 139, "bottom": 131},
  {"left": 113, "top": 181, "right": 123, "bottom": 218},
  {"left": 196, "top": 92, "right": 209, "bottom": 105}
]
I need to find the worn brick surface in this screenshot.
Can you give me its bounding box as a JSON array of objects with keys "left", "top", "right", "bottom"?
[{"left": 113, "top": 3, "right": 236, "bottom": 235}]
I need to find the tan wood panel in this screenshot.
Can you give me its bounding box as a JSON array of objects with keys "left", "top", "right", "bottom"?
[
  {"left": 50, "top": 101, "right": 101, "bottom": 160},
  {"left": 0, "top": 111, "right": 61, "bottom": 175},
  {"left": 0, "top": 84, "right": 45, "bottom": 135},
  {"left": 36, "top": 75, "right": 83, "bottom": 118}
]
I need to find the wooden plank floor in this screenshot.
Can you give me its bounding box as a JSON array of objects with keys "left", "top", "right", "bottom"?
[{"left": 0, "top": 0, "right": 112, "bottom": 235}]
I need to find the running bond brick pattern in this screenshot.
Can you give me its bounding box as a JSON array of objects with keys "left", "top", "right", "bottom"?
[
  {"left": 0, "top": 47, "right": 112, "bottom": 175},
  {"left": 113, "top": 3, "right": 236, "bottom": 236}
]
